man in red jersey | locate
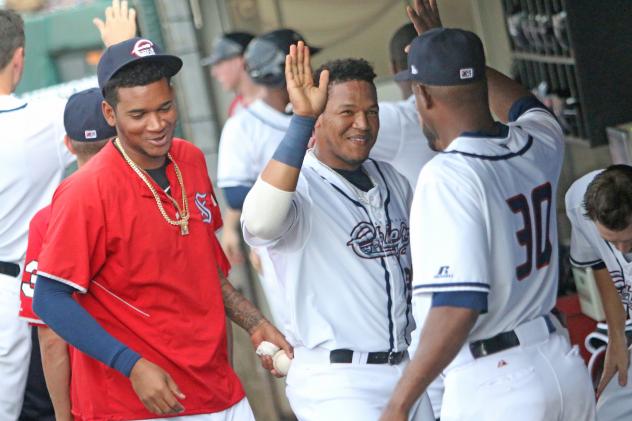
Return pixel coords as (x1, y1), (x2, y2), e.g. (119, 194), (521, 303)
(33, 37), (290, 421)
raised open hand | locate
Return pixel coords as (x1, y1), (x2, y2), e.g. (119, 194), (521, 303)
(285, 41), (329, 118)
(93, 0), (137, 47)
(407, 0), (442, 35)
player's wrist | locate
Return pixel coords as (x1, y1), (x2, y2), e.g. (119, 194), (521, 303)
(127, 356), (147, 379)
(609, 328), (627, 344)
(247, 318), (269, 336)
(271, 115), (315, 169)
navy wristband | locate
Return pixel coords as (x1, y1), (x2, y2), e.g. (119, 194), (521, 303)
(271, 115), (316, 169)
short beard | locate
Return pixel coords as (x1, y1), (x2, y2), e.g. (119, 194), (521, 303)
(423, 124), (441, 152)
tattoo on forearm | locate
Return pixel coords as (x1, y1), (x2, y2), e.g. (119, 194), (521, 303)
(220, 277), (265, 334)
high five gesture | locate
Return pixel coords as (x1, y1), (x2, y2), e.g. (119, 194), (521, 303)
(407, 0), (442, 35)
(285, 41), (329, 118)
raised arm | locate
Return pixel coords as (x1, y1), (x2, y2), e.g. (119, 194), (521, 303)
(241, 42), (328, 240)
(260, 41), (329, 191)
(486, 67), (532, 123)
(93, 0), (137, 47)
(407, 0), (532, 123)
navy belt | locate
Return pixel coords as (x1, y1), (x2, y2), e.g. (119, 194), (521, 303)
(0, 261), (20, 278)
(330, 349), (407, 365)
(469, 316), (556, 359)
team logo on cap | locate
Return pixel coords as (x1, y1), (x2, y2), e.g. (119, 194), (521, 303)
(411, 65), (418, 75)
(84, 130), (97, 139)
(131, 39), (156, 57)
(460, 68), (474, 79)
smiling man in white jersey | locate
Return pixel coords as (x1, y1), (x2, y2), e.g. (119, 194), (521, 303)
(241, 43), (434, 420)
(380, 2), (594, 420)
(217, 29), (320, 335)
(566, 165), (632, 421)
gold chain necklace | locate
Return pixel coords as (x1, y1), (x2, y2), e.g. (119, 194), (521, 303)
(114, 138), (190, 236)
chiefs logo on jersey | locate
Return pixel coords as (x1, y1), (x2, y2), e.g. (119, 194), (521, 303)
(346, 220), (409, 259)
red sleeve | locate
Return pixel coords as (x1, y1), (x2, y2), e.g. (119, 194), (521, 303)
(37, 177), (107, 293)
(19, 207), (51, 325)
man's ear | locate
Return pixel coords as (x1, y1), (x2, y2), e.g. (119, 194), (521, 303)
(10, 47), (25, 87)
(314, 114), (324, 129)
(414, 83), (433, 110)
(63, 135), (76, 156)
(101, 99), (116, 127)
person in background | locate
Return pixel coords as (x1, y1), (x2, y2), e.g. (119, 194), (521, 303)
(201, 31), (263, 117)
(19, 88), (117, 421)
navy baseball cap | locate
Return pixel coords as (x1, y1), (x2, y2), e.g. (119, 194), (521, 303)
(395, 28), (486, 86)
(97, 37), (183, 90)
(200, 32), (254, 66)
(63, 88), (116, 142)
(245, 29), (321, 86)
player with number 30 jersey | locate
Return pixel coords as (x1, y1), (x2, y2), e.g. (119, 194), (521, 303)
(411, 99), (562, 340)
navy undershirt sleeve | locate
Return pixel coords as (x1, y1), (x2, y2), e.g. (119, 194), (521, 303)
(508, 95), (552, 122)
(33, 276), (141, 377)
(431, 291), (488, 313)
(223, 185), (251, 210)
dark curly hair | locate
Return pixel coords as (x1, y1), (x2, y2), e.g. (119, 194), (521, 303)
(584, 165), (632, 230)
(313, 58), (376, 89)
(103, 61), (173, 107)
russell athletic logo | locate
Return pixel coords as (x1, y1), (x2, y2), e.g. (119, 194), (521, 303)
(195, 192), (212, 224)
(435, 265), (453, 279)
(131, 39), (156, 57)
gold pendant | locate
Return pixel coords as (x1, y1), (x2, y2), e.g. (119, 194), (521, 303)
(180, 222), (189, 236)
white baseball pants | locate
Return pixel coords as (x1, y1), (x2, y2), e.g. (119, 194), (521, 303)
(134, 397), (254, 421)
(0, 272), (32, 420)
(441, 324), (595, 420)
(286, 347), (434, 421)
(596, 348), (632, 421)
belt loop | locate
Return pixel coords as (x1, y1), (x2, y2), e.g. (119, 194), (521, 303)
(352, 351), (366, 364)
(514, 316), (551, 345)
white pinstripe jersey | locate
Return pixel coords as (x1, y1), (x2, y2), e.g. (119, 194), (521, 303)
(243, 151), (415, 352)
(411, 99), (564, 341)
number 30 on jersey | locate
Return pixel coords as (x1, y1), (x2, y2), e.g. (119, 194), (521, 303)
(506, 182), (553, 281)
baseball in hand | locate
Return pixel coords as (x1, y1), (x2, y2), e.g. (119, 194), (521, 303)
(256, 341), (292, 376)
(273, 350), (291, 375)
(256, 341), (280, 357)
